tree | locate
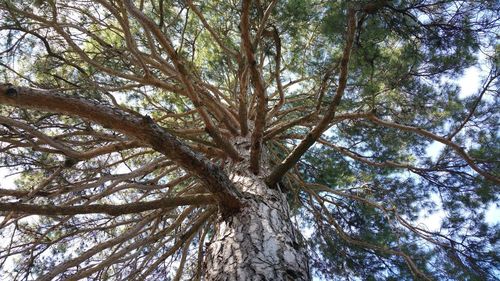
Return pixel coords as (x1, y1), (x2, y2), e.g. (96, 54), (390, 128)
(0, 0), (498, 280)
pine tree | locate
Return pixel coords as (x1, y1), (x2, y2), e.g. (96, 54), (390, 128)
(0, 1), (498, 280)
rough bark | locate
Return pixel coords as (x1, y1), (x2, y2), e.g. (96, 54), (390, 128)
(205, 138), (310, 280)
(205, 192), (309, 280)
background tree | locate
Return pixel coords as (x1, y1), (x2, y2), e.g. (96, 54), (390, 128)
(0, 0), (498, 280)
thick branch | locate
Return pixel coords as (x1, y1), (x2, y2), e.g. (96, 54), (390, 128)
(241, 0), (268, 174)
(0, 85), (242, 212)
(238, 63), (250, 136)
(254, 0), (279, 46)
(266, 27), (285, 120)
(266, 9), (357, 186)
(0, 194), (215, 216)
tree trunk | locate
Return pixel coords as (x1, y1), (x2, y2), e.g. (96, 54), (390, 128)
(205, 140), (310, 280)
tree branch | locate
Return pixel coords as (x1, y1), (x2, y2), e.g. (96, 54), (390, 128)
(0, 194), (215, 216)
(447, 69), (498, 140)
(0, 85), (242, 212)
(266, 9), (357, 186)
(185, 0), (239, 59)
(367, 114), (500, 184)
(123, 0), (241, 161)
(238, 63), (250, 136)
(266, 26), (285, 120)
(241, 0), (268, 174)
(306, 187), (432, 281)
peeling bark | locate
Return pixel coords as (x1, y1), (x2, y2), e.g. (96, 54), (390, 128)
(205, 195), (309, 280)
(205, 139), (310, 280)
